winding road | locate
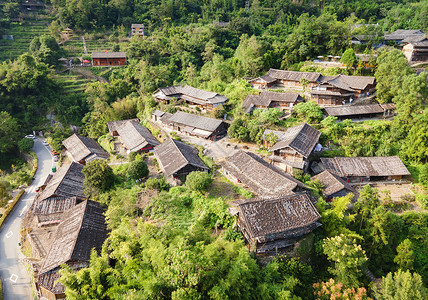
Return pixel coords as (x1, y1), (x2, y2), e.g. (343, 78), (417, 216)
(0, 138), (54, 299)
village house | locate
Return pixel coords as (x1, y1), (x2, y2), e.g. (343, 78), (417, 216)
(162, 111), (229, 140)
(115, 121), (160, 153)
(242, 91), (304, 113)
(91, 51), (127, 66)
(152, 85), (227, 111)
(249, 69), (322, 90)
(311, 170), (358, 201)
(35, 200), (108, 300)
(310, 74), (376, 106)
(154, 138), (209, 183)
(402, 39), (428, 63)
(107, 118), (140, 136)
(384, 29), (425, 45)
(36, 162), (85, 202)
(320, 156), (411, 183)
(63, 133), (110, 165)
(220, 151), (308, 197)
(228, 192), (321, 254)
(131, 23), (145, 37)
(265, 123), (321, 174)
(323, 103), (396, 120)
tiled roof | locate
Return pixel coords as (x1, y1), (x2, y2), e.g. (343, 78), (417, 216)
(39, 200), (108, 274)
(312, 170), (356, 197)
(269, 123), (321, 158)
(91, 51), (127, 59)
(168, 111), (224, 132)
(106, 118), (139, 134)
(220, 151), (305, 197)
(116, 122), (160, 152)
(154, 139), (208, 177)
(320, 156), (411, 177)
(153, 85), (227, 104)
(37, 163), (85, 201)
(63, 134), (109, 163)
(324, 104), (385, 117)
(232, 192), (321, 239)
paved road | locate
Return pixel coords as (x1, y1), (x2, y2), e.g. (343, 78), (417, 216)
(0, 138), (54, 300)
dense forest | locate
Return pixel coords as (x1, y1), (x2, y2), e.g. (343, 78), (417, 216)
(0, 0), (427, 299)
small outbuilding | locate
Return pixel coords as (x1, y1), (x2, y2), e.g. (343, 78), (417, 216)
(229, 192), (321, 254)
(323, 103), (395, 120)
(91, 51), (127, 66)
(107, 118), (140, 136)
(116, 121), (160, 153)
(311, 170), (358, 201)
(242, 91), (304, 113)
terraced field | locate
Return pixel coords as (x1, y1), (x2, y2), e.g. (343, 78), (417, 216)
(0, 12), (52, 61)
(62, 35), (129, 57)
(56, 70), (89, 97)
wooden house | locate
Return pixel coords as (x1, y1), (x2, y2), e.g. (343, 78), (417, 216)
(249, 69), (321, 90)
(320, 156), (411, 183)
(116, 121), (160, 153)
(164, 111), (229, 140)
(91, 52), (127, 66)
(36, 162), (85, 202)
(242, 91), (304, 113)
(63, 134), (110, 165)
(35, 200), (108, 300)
(152, 85), (227, 111)
(229, 192), (321, 254)
(310, 75), (376, 106)
(402, 39), (428, 63)
(33, 196), (84, 228)
(107, 118), (139, 136)
(323, 103), (395, 120)
(154, 138), (209, 183)
(220, 151), (307, 197)
(266, 123), (321, 174)
(131, 24), (145, 37)
(311, 170), (358, 201)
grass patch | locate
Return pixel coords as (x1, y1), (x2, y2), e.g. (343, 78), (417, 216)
(0, 190), (25, 229)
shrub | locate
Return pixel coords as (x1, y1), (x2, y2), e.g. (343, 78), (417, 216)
(145, 177), (170, 191)
(185, 171), (212, 192)
(128, 151), (138, 162)
(127, 159), (149, 180)
(82, 160), (115, 196)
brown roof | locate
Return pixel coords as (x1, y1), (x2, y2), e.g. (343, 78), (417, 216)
(220, 151), (306, 197)
(311, 170), (357, 197)
(154, 139), (208, 177)
(320, 156), (411, 177)
(267, 69), (322, 83)
(33, 196), (82, 215)
(242, 91), (302, 113)
(231, 192), (320, 240)
(91, 51), (127, 59)
(384, 29), (424, 41)
(106, 118), (139, 134)
(37, 163), (85, 201)
(116, 121), (160, 152)
(269, 123), (321, 158)
(324, 104), (385, 117)
(379, 103), (396, 110)
(63, 134), (110, 163)
(153, 85), (227, 104)
(38, 262), (88, 295)
(318, 74), (375, 91)
(39, 200), (108, 274)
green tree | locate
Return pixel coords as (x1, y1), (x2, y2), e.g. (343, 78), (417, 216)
(418, 164), (428, 187)
(394, 239), (415, 271)
(340, 48), (357, 71)
(29, 35), (63, 66)
(373, 270), (427, 300)
(185, 171), (212, 192)
(292, 102), (323, 124)
(322, 234), (367, 287)
(17, 138), (34, 153)
(3, 1), (20, 20)
(82, 159), (115, 196)
(0, 181), (11, 208)
(127, 159), (149, 180)
(0, 112), (19, 155)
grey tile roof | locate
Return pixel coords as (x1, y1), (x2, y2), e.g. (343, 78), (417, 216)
(220, 151), (305, 197)
(116, 122), (160, 152)
(39, 200), (108, 275)
(63, 134), (110, 163)
(320, 156), (411, 177)
(318, 74), (375, 91)
(154, 139), (208, 177)
(37, 163), (85, 201)
(33, 196), (82, 215)
(153, 85), (227, 104)
(91, 51), (127, 59)
(106, 118), (139, 134)
(311, 170), (357, 197)
(231, 192), (321, 240)
(324, 104), (385, 117)
(267, 68), (322, 83)
(168, 111), (224, 132)
(384, 29), (424, 41)
(269, 123), (321, 158)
